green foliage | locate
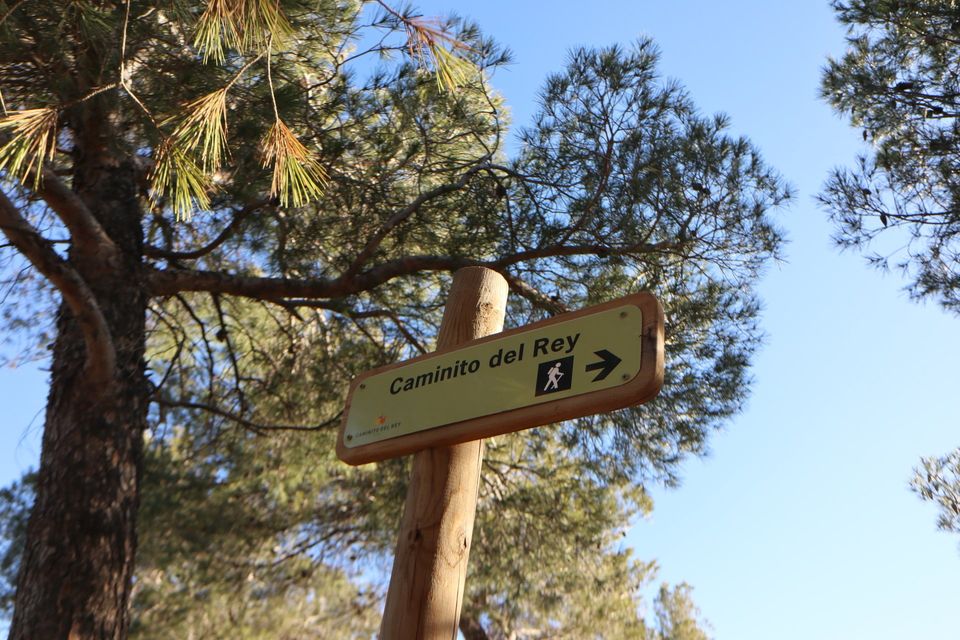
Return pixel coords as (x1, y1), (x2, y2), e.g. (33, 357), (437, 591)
(821, 0), (960, 314)
(652, 583), (711, 640)
(260, 118), (329, 208)
(151, 141), (213, 220)
(823, 1), (960, 557)
(464, 431), (655, 637)
(0, 0), (480, 215)
(508, 41), (789, 487)
(129, 435), (383, 639)
(0, 473), (32, 614)
(0, 108), (57, 187)
(912, 448), (960, 540)
(193, 0), (296, 63)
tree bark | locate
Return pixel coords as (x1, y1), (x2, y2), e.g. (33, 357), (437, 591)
(8, 156), (147, 639)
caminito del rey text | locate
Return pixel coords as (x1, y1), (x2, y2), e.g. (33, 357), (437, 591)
(388, 333), (581, 396)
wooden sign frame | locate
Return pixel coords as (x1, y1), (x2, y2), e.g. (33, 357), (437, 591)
(337, 292), (664, 465)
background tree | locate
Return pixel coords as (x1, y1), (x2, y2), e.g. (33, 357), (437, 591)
(912, 450), (960, 547)
(821, 0), (960, 313)
(650, 583), (711, 640)
(822, 0), (960, 552)
(0, 0), (787, 636)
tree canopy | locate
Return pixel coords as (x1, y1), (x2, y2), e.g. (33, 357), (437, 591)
(912, 449), (960, 548)
(821, 0), (960, 314)
(0, 1), (786, 636)
(822, 0), (960, 557)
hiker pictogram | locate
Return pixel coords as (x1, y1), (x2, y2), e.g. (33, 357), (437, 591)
(545, 362), (564, 390)
(536, 356), (574, 396)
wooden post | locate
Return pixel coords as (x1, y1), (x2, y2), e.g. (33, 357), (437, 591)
(380, 266), (508, 639)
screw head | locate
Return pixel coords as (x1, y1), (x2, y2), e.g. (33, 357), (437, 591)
(621, 373), (630, 381)
(346, 434), (353, 441)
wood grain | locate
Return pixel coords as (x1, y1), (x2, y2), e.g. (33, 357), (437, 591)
(379, 266), (509, 639)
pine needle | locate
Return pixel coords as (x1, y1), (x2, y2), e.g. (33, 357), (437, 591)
(195, 0), (239, 62)
(430, 44), (473, 92)
(402, 17), (475, 92)
(261, 119), (327, 208)
(170, 88), (229, 171)
(195, 0), (294, 62)
(241, 0), (294, 45)
(150, 139), (212, 221)
(0, 107), (58, 188)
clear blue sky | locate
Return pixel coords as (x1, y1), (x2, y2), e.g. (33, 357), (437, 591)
(2, 1), (959, 638)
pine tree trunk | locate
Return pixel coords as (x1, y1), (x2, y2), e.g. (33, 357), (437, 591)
(8, 156), (147, 639)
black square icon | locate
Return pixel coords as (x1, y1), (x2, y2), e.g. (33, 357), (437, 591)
(536, 356), (574, 396)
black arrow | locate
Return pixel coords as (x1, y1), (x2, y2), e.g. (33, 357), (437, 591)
(585, 349), (621, 382)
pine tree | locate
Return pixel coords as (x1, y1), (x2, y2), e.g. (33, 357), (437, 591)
(821, 0), (960, 314)
(651, 583), (711, 640)
(912, 449), (960, 546)
(822, 0), (960, 552)
(0, 2), (788, 635)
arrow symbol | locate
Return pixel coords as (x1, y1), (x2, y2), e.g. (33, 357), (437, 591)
(585, 349), (621, 382)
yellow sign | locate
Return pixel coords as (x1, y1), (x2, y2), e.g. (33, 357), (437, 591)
(337, 293), (663, 465)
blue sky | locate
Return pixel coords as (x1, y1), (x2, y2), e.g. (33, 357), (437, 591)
(2, 1), (959, 638)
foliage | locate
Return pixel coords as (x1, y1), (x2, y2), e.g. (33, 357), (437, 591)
(462, 430), (656, 638)
(912, 448), (960, 540)
(651, 583), (711, 640)
(822, 1), (960, 553)
(131, 439), (382, 640)
(821, 0), (960, 314)
(0, 0), (786, 634)
(0, 0), (486, 218)
(0, 474), (32, 614)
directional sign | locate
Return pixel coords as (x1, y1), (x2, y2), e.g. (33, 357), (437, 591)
(337, 293), (663, 465)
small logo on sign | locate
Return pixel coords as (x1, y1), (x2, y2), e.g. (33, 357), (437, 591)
(376, 415), (387, 425)
(536, 356), (574, 396)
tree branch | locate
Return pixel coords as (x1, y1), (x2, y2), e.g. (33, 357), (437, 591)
(144, 199), (269, 261)
(278, 299), (429, 353)
(154, 397), (342, 435)
(501, 272), (569, 315)
(211, 292), (247, 412)
(34, 168), (120, 262)
(148, 255), (480, 300)
(458, 615), (491, 640)
(342, 162), (490, 277)
(0, 187), (115, 386)
(148, 241), (679, 302)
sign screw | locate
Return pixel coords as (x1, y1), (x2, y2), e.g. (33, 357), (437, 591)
(360, 383), (366, 390)
(619, 311), (627, 318)
(621, 373), (630, 381)
(347, 434), (353, 441)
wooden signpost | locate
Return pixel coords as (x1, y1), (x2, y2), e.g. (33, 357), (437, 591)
(340, 267), (665, 639)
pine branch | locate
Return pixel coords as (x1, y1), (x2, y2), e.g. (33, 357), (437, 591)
(375, 0), (476, 92)
(34, 168), (119, 262)
(148, 241), (682, 303)
(154, 397), (341, 435)
(276, 300), (428, 353)
(501, 272), (569, 315)
(0, 187), (116, 387)
(342, 160), (492, 278)
(144, 198), (269, 261)
(147, 255), (479, 300)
